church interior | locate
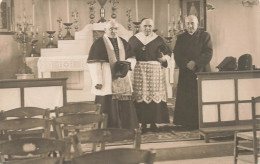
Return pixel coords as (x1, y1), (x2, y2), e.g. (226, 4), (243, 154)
(0, 0), (260, 163)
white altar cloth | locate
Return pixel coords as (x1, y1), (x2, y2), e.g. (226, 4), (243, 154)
(37, 56), (88, 78)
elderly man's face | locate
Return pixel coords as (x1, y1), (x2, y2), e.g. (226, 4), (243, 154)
(140, 19), (154, 36)
(185, 16), (198, 35)
(105, 22), (119, 38)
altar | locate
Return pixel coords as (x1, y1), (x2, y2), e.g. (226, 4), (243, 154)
(0, 78), (67, 111)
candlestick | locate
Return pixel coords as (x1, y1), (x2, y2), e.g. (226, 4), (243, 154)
(126, 9), (132, 30)
(48, 0), (52, 30)
(135, 0), (138, 21)
(67, 0), (70, 22)
(63, 23), (74, 40)
(87, 0), (96, 24)
(46, 31), (57, 48)
(57, 17), (63, 40)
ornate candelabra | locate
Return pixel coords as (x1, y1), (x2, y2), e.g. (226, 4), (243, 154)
(126, 9), (132, 30)
(87, 0), (96, 24)
(57, 17), (63, 40)
(72, 8), (80, 32)
(13, 11), (38, 74)
(109, 0), (119, 19)
(97, 0), (108, 23)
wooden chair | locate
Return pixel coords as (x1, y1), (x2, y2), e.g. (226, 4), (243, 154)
(0, 137), (67, 164)
(55, 102), (101, 116)
(55, 103), (102, 132)
(71, 148), (156, 164)
(0, 118), (51, 141)
(53, 113), (107, 140)
(0, 107), (50, 140)
(53, 113), (107, 158)
(234, 96), (260, 164)
(72, 128), (141, 156)
(0, 107), (50, 119)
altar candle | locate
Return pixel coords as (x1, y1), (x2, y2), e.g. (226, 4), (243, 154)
(172, 15), (176, 30)
(168, 0), (170, 24)
(152, 0), (155, 22)
(67, 0), (70, 23)
(135, 0), (138, 22)
(23, 9), (26, 24)
(167, 0), (170, 36)
(32, 2), (35, 26)
(48, 0), (52, 30)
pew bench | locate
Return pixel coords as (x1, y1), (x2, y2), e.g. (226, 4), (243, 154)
(199, 125), (252, 143)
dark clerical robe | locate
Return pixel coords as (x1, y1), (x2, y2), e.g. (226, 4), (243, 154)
(128, 33), (171, 124)
(173, 29), (213, 129)
(88, 36), (138, 130)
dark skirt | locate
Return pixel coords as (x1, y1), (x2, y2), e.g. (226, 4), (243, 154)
(173, 68), (199, 129)
(135, 101), (170, 124)
(95, 95), (139, 129)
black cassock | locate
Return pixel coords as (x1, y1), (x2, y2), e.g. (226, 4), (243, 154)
(173, 29), (213, 129)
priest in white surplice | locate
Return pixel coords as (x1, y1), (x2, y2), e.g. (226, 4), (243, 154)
(87, 20), (138, 129)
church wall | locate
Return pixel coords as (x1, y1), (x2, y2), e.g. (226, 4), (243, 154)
(207, 0), (260, 71)
(0, 0), (259, 80)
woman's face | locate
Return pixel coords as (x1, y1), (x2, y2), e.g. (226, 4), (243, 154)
(140, 19), (154, 36)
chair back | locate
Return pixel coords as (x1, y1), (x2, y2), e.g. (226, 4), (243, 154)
(72, 128), (141, 155)
(0, 137), (66, 164)
(55, 103), (101, 117)
(251, 96), (260, 140)
(71, 148), (156, 164)
(0, 118), (51, 140)
(0, 107), (50, 119)
(53, 113), (107, 140)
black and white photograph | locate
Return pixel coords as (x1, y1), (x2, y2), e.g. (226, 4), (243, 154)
(0, 0), (260, 163)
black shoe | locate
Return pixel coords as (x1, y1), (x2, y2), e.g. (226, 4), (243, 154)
(150, 123), (158, 132)
(141, 124), (148, 134)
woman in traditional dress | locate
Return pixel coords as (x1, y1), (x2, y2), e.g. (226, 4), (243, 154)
(129, 18), (171, 133)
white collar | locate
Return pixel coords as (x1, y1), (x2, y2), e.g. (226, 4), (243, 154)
(103, 34), (122, 50)
(134, 32), (158, 45)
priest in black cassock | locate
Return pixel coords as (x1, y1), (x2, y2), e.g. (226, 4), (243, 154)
(128, 18), (171, 133)
(173, 15), (213, 130)
(87, 20), (138, 130)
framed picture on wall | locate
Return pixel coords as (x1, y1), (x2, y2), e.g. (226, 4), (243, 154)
(181, 0), (206, 31)
(0, 0), (14, 35)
